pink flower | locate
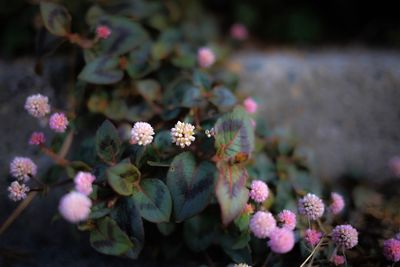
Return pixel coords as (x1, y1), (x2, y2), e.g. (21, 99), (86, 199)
(298, 193), (325, 220)
(96, 25), (111, 39)
(329, 192), (345, 215)
(330, 255), (345, 266)
(49, 112), (69, 133)
(197, 47), (215, 68)
(243, 97), (258, 114)
(249, 211), (276, 238)
(59, 191), (92, 223)
(8, 181), (29, 201)
(268, 228), (295, 254)
(277, 210), (297, 230)
(304, 228), (322, 247)
(332, 224), (358, 249)
(25, 94), (50, 118)
(10, 157), (37, 182)
(29, 132), (46, 145)
(383, 238), (400, 262)
(230, 23), (248, 40)
(389, 156), (400, 177)
(249, 180), (269, 203)
(74, 172), (96, 196)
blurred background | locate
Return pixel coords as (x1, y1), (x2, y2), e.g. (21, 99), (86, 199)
(1, 0), (400, 266)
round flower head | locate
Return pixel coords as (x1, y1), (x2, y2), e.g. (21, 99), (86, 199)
(10, 157), (37, 182)
(332, 224), (358, 249)
(24, 94), (50, 118)
(8, 181), (29, 201)
(233, 264), (250, 267)
(171, 121), (196, 148)
(329, 192), (345, 215)
(298, 193), (325, 220)
(29, 132), (45, 145)
(197, 47), (215, 68)
(389, 156), (400, 177)
(130, 122), (154, 146)
(74, 171), (96, 196)
(277, 210), (297, 230)
(59, 191), (92, 223)
(268, 228), (295, 254)
(330, 255), (345, 266)
(230, 23), (248, 40)
(304, 228), (323, 247)
(249, 211), (276, 238)
(49, 112), (69, 133)
(249, 180), (269, 203)
(383, 238), (400, 262)
(243, 97), (258, 114)
(96, 25), (111, 39)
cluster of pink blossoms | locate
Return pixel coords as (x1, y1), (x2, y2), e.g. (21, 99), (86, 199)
(383, 235), (400, 263)
(96, 25), (111, 39)
(298, 193), (325, 220)
(304, 228), (323, 247)
(230, 23), (249, 41)
(58, 171), (96, 223)
(249, 180), (269, 203)
(197, 47), (216, 68)
(8, 157), (37, 201)
(249, 208), (297, 254)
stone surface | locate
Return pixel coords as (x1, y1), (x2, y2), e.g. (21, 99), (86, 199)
(233, 48), (400, 180)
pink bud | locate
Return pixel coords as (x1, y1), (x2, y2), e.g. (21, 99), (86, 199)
(96, 25), (111, 39)
(230, 23), (248, 40)
(29, 132), (46, 145)
(49, 113), (69, 133)
(197, 47), (216, 68)
(243, 97), (258, 114)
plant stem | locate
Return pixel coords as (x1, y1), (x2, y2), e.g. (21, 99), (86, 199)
(262, 252), (273, 267)
(0, 192), (38, 235)
(300, 237), (324, 267)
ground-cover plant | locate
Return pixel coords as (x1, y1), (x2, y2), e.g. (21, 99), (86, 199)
(2, 1), (399, 266)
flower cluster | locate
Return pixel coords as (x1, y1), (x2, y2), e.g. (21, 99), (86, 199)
(59, 191), (92, 223)
(49, 112), (69, 133)
(9, 157), (37, 182)
(383, 237), (400, 262)
(249, 211), (276, 239)
(243, 97), (258, 114)
(230, 23), (249, 40)
(8, 181), (30, 202)
(268, 228), (295, 254)
(171, 121), (196, 148)
(329, 192), (345, 215)
(298, 193), (325, 220)
(249, 180), (269, 203)
(96, 25), (111, 39)
(130, 122), (155, 146)
(197, 47), (215, 68)
(29, 132), (46, 145)
(277, 210), (297, 230)
(24, 94), (50, 118)
(74, 171), (96, 196)
(304, 229), (323, 247)
(332, 224), (359, 249)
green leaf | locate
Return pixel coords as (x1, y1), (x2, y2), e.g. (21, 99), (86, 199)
(210, 86), (237, 111)
(163, 79), (203, 109)
(167, 152), (217, 222)
(132, 179), (172, 223)
(107, 163), (140, 196)
(40, 2), (71, 36)
(234, 213), (250, 232)
(157, 222), (176, 236)
(98, 16), (149, 56)
(136, 79), (161, 102)
(90, 217), (133, 256)
(214, 106), (255, 162)
(127, 42), (160, 79)
(90, 202), (111, 219)
(111, 197), (144, 259)
(96, 120), (121, 163)
(78, 56), (123, 85)
(104, 99), (128, 120)
(216, 164), (249, 225)
(183, 214), (217, 252)
(65, 161), (92, 179)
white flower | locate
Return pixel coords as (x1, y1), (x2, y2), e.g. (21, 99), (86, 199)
(130, 122), (155, 146)
(171, 121), (196, 148)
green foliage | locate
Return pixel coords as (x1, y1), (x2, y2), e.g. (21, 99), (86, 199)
(90, 217), (134, 256)
(216, 164), (249, 225)
(107, 162), (140, 196)
(167, 152), (217, 222)
(79, 56), (123, 84)
(96, 120), (121, 163)
(132, 178), (172, 223)
(40, 2), (71, 36)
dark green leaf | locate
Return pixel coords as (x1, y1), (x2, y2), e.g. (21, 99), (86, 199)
(183, 214), (217, 252)
(90, 202), (111, 219)
(210, 86), (237, 111)
(214, 106), (255, 162)
(167, 152), (217, 222)
(40, 2), (71, 36)
(132, 179), (172, 223)
(107, 163), (140, 196)
(216, 164), (249, 225)
(90, 217), (133, 256)
(111, 197), (144, 259)
(136, 79), (161, 101)
(98, 16), (149, 56)
(78, 56), (123, 85)
(96, 120), (121, 163)
(157, 222), (176, 236)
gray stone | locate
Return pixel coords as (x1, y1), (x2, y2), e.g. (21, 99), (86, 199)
(233, 48), (400, 180)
